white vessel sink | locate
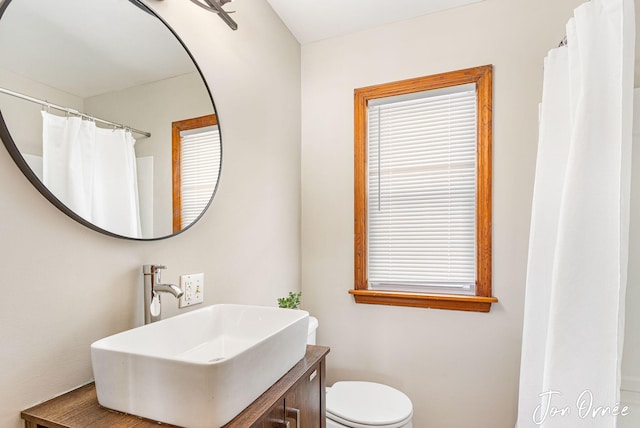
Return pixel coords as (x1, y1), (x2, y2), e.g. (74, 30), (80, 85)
(91, 304), (309, 428)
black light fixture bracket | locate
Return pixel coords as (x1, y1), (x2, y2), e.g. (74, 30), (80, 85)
(190, 0), (238, 30)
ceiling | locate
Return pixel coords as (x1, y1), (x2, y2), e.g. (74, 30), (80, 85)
(0, 0), (196, 98)
(0, 0), (486, 98)
(264, 0), (484, 44)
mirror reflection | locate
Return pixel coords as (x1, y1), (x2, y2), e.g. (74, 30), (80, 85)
(0, 0), (221, 239)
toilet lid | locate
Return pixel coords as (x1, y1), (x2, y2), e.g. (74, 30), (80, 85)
(326, 381), (413, 427)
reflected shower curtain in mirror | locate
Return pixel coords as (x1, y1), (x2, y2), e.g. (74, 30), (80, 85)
(42, 112), (142, 238)
(516, 0), (634, 427)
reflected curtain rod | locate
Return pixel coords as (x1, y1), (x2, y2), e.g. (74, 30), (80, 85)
(0, 86), (151, 138)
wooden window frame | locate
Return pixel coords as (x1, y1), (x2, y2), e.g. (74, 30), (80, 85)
(350, 65), (496, 312)
(172, 114), (218, 233)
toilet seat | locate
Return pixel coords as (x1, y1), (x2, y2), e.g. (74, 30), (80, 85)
(326, 381), (413, 428)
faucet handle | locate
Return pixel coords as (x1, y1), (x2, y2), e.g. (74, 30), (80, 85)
(143, 264), (167, 275)
(150, 265), (166, 284)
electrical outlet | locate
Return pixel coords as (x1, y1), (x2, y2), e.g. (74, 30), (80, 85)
(179, 273), (204, 308)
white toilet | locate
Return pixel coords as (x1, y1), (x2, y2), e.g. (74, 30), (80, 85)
(307, 317), (414, 428)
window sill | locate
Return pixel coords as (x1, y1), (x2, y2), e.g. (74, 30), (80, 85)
(348, 289), (498, 313)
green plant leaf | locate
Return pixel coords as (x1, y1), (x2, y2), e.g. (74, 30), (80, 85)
(277, 291), (302, 309)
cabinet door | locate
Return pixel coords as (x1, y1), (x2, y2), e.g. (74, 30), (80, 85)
(251, 399), (287, 428)
(284, 363), (323, 428)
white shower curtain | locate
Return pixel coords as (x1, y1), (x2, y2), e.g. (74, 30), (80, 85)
(42, 112), (142, 238)
(516, 0), (635, 427)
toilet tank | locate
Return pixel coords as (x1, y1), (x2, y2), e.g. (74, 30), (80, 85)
(307, 316), (318, 345)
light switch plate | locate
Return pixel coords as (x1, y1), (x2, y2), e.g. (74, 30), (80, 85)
(179, 273), (204, 308)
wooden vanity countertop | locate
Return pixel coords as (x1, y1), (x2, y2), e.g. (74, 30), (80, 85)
(22, 345), (330, 428)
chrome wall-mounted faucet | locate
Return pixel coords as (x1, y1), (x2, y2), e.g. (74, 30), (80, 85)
(143, 265), (184, 324)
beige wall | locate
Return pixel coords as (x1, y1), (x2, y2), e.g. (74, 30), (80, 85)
(0, 0), (301, 427)
(300, 1), (585, 427)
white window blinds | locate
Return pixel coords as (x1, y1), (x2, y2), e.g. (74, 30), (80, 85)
(367, 83), (477, 294)
(180, 125), (221, 228)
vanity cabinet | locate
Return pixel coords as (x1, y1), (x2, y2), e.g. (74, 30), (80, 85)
(242, 365), (322, 428)
(226, 345), (327, 428)
(250, 400), (285, 428)
(22, 345), (329, 428)
(281, 363), (323, 427)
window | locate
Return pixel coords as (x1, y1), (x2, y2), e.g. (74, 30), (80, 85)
(172, 114), (221, 232)
(351, 66), (495, 312)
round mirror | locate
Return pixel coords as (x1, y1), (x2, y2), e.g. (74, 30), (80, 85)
(0, 0), (221, 240)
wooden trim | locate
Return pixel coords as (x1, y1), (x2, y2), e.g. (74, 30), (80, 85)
(354, 89), (368, 291)
(349, 289), (498, 313)
(21, 383), (180, 427)
(172, 114), (218, 233)
(353, 65), (494, 312)
(476, 66), (493, 299)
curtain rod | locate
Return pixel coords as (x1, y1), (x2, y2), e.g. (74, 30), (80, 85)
(558, 35), (568, 47)
(0, 86), (151, 138)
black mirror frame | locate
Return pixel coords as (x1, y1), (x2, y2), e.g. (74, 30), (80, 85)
(0, 0), (222, 241)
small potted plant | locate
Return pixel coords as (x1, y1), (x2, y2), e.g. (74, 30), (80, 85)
(277, 291), (302, 309)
